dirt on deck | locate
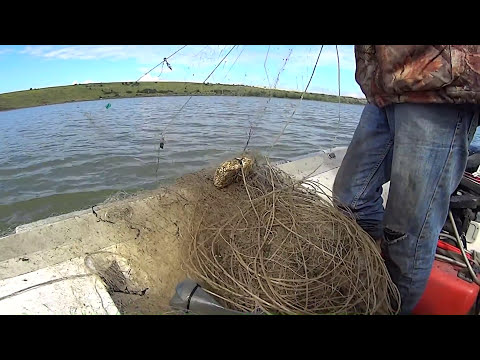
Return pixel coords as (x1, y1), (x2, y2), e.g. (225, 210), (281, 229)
(86, 168), (247, 315)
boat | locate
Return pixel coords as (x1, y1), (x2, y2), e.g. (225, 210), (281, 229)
(0, 147), (478, 315)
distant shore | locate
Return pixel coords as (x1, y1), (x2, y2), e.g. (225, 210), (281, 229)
(0, 81), (367, 112)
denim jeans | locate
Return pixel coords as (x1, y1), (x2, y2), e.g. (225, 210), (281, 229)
(333, 103), (479, 314)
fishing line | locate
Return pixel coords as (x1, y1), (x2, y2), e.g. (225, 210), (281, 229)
(201, 46), (238, 89)
(135, 45), (188, 83)
(215, 46), (230, 76)
(271, 48), (292, 90)
(264, 45), (271, 88)
(331, 45), (341, 153)
(243, 47), (293, 153)
(155, 45), (238, 176)
(156, 62), (166, 79)
(222, 46), (245, 82)
(298, 45), (345, 183)
(268, 45), (324, 156)
(160, 45), (237, 138)
(297, 45), (344, 183)
(193, 45), (210, 59)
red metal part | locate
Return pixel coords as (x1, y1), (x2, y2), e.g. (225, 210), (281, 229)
(412, 259), (479, 315)
(437, 239), (474, 261)
(464, 171), (479, 181)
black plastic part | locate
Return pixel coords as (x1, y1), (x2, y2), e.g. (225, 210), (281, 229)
(449, 193), (480, 209)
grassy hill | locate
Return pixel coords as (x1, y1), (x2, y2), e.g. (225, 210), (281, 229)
(0, 81), (367, 111)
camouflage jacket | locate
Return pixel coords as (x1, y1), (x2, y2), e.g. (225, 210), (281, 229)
(355, 45), (480, 107)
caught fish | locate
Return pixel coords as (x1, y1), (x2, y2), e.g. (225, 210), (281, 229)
(213, 155), (255, 188)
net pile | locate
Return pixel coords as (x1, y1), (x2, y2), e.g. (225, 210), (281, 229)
(184, 156), (400, 315)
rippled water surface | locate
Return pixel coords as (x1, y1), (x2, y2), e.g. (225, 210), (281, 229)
(0, 96), (366, 234)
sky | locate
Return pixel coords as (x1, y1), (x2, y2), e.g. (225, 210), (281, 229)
(0, 45), (365, 98)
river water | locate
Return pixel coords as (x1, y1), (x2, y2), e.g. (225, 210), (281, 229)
(0, 95), (366, 234)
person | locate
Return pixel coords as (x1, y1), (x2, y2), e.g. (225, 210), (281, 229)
(332, 45), (480, 314)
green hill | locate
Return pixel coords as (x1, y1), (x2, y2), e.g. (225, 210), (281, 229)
(0, 81), (366, 111)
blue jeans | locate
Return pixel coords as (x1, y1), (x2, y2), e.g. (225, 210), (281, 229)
(333, 103), (479, 314)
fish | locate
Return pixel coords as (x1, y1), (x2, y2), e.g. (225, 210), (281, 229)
(213, 155), (255, 188)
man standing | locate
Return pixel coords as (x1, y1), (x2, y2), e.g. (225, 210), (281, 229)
(333, 45), (480, 314)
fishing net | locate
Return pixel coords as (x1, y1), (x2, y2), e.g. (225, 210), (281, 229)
(83, 152), (400, 315)
(180, 154), (400, 315)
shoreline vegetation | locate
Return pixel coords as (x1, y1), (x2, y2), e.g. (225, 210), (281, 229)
(0, 81), (367, 112)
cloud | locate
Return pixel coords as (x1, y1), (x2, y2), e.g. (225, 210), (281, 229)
(72, 79), (96, 85)
(284, 45), (357, 72)
(20, 45), (55, 56)
(20, 45), (191, 63)
(343, 91), (366, 99)
(309, 86), (338, 96)
(22, 45), (135, 60)
(0, 48), (14, 55)
(223, 45), (357, 90)
(226, 45), (356, 71)
(139, 73), (161, 82)
(18, 45), (357, 76)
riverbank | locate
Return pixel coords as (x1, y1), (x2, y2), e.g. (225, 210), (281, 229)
(0, 81), (366, 111)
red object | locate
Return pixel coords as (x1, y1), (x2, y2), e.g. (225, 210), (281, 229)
(437, 240), (474, 261)
(412, 259), (479, 315)
(464, 172), (480, 181)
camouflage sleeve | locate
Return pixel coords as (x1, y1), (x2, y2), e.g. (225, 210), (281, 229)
(355, 45), (480, 106)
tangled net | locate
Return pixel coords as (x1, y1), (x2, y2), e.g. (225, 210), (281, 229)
(184, 156), (400, 315)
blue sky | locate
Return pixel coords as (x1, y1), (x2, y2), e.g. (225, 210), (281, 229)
(0, 45), (365, 98)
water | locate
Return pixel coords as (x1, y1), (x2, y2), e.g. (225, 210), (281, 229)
(0, 95), (365, 234)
